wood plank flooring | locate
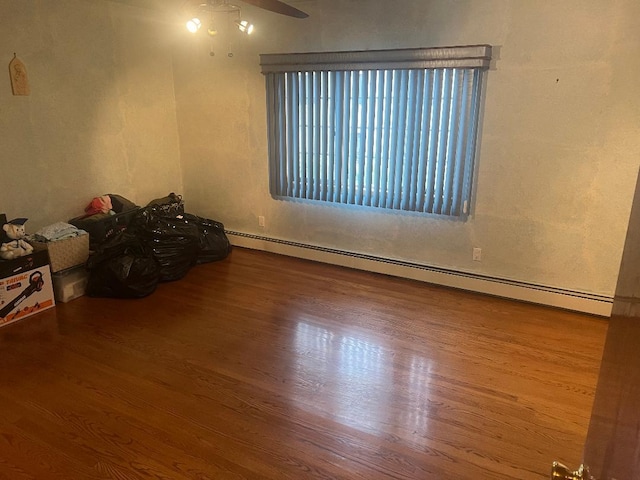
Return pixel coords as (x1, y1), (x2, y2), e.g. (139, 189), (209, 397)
(0, 247), (608, 479)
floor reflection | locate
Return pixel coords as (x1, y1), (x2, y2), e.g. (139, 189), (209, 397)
(0, 307), (60, 345)
(292, 320), (432, 439)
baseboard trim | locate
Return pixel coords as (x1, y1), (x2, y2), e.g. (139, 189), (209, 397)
(226, 231), (613, 317)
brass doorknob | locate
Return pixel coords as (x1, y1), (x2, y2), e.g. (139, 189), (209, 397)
(551, 462), (594, 480)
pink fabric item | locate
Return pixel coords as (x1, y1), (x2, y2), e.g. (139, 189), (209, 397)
(84, 195), (112, 216)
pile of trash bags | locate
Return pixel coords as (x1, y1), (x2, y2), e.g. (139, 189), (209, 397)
(84, 193), (230, 299)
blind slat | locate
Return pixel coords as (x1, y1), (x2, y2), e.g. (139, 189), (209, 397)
(404, 70), (421, 211)
(450, 69), (472, 215)
(363, 71), (377, 206)
(424, 70), (442, 213)
(379, 71), (393, 209)
(298, 73), (307, 198)
(287, 73), (298, 197)
(265, 74), (278, 195)
(319, 71), (329, 201)
(442, 70), (461, 214)
(433, 69), (453, 214)
(340, 71), (351, 204)
(415, 70), (432, 212)
(392, 70), (409, 210)
(371, 70), (385, 207)
(461, 69), (484, 213)
(308, 72), (315, 199)
(327, 73), (337, 202)
(413, 70), (427, 210)
(355, 71), (369, 206)
(348, 71), (360, 204)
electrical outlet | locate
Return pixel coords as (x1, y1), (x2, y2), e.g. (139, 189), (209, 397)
(258, 216), (265, 227)
(473, 247), (482, 262)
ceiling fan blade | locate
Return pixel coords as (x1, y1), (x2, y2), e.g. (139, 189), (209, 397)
(241, 0), (308, 18)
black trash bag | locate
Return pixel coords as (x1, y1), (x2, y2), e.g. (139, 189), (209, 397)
(183, 213), (231, 264)
(132, 208), (200, 282)
(108, 194), (138, 214)
(146, 192), (184, 216)
(85, 232), (160, 298)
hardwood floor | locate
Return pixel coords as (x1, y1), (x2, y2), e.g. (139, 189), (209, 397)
(0, 247), (608, 479)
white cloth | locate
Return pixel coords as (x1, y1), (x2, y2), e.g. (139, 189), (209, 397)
(32, 222), (87, 242)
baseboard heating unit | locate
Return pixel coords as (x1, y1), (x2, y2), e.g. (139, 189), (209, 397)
(226, 231), (613, 317)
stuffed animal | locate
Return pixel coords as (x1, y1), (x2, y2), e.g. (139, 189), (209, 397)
(0, 218), (34, 260)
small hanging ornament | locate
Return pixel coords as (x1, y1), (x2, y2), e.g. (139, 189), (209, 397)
(9, 53), (30, 96)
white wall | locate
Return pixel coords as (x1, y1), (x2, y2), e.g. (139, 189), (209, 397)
(174, 0), (640, 300)
(0, 0), (183, 231)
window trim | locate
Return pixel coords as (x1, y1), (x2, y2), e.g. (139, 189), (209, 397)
(260, 45), (491, 73)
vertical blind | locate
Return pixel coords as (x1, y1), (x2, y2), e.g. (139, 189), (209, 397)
(261, 46), (491, 217)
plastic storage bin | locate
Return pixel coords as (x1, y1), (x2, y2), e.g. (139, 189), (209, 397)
(52, 265), (89, 303)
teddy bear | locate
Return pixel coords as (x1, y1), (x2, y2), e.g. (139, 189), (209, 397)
(0, 218), (34, 260)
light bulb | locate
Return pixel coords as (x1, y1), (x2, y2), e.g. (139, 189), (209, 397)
(186, 18), (202, 33)
(236, 20), (254, 35)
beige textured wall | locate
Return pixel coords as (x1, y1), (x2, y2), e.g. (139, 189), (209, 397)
(0, 0), (183, 231)
(174, 0), (640, 298)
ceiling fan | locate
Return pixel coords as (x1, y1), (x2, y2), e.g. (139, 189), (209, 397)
(234, 0), (308, 18)
(184, 0), (308, 19)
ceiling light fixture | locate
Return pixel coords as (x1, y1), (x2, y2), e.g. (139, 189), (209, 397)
(183, 0), (307, 57)
(185, 1), (251, 35)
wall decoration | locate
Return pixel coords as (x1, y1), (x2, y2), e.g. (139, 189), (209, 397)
(9, 53), (30, 96)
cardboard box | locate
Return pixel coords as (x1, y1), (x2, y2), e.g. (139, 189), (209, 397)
(52, 265), (88, 303)
(30, 233), (90, 273)
(0, 250), (55, 328)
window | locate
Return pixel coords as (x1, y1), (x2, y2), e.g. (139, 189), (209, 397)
(260, 45), (491, 217)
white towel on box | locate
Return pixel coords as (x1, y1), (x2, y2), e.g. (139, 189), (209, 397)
(33, 222), (87, 242)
